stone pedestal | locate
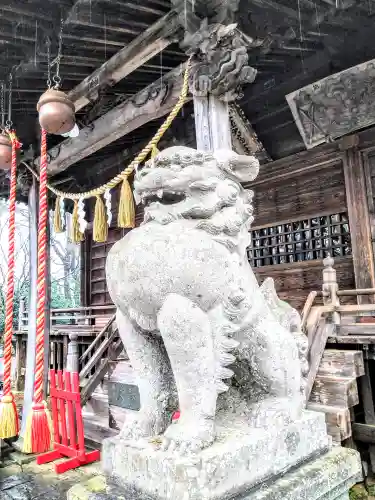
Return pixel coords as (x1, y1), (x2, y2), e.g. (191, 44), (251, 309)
(68, 410), (360, 500)
(101, 410), (330, 499)
(68, 447), (362, 500)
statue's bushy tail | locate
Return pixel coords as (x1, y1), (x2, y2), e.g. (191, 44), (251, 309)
(213, 279), (308, 396)
(260, 278), (309, 395)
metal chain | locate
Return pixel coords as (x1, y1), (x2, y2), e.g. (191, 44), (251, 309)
(6, 74), (12, 130)
(53, 17), (64, 88)
(0, 82), (5, 129)
(46, 37), (52, 88)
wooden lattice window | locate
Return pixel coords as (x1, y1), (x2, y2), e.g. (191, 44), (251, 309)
(247, 213), (351, 268)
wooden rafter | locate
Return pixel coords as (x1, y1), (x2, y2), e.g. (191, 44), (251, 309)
(37, 64), (188, 175)
(68, 10), (180, 111)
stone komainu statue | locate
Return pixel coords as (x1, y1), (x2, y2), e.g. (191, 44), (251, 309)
(106, 147), (308, 453)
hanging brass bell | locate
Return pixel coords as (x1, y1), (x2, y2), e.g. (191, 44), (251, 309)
(0, 132), (13, 170)
(37, 88), (76, 135)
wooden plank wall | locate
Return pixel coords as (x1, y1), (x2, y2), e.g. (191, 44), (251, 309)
(249, 157), (354, 310)
(255, 258), (354, 311)
(252, 161), (347, 228)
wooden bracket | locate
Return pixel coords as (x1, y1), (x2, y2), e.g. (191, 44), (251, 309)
(338, 134), (359, 151)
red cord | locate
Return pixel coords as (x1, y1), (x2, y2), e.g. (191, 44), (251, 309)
(33, 128), (48, 404)
(2, 131), (21, 396)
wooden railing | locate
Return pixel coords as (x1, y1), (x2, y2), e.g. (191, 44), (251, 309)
(303, 257), (375, 403)
(79, 314), (124, 406)
(14, 304), (118, 395)
(17, 302), (116, 332)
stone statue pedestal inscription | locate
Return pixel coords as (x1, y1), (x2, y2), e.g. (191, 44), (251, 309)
(96, 411), (359, 500)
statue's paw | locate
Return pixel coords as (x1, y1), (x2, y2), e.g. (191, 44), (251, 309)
(120, 411), (161, 441)
(161, 418), (215, 455)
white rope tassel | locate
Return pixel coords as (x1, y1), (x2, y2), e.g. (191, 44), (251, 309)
(77, 197), (88, 234)
(59, 197), (66, 230)
(104, 189), (112, 227)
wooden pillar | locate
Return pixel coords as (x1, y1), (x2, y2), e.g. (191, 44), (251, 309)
(342, 143), (375, 300)
(20, 177), (38, 438)
(14, 335), (26, 393)
(322, 257), (340, 326)
(66, 334), (80, 373)
(186, 24), (255, 154)
(194, 95), (232, 152)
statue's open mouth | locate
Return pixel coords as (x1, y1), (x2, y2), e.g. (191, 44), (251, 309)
(141, 191), (186, 206)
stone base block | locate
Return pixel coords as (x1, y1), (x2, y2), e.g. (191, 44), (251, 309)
(67, 448), (362, 500)
(102, 410), (333, 499)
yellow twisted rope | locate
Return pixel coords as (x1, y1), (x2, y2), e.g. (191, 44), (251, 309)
(23, 58), (191, 201)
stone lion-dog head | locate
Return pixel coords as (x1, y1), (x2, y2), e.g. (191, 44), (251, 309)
(134, 146), (259, 235)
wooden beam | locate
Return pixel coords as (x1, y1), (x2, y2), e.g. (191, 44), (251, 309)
(229, 105), (271, 161)
(41, 65), (187, 175)
(353, 423), (375, 444)
(342, 145), (375, 297)
(68, 10), (180, 112)
(359, 350), (375, 472)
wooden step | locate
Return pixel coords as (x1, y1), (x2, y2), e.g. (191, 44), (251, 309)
(317, 350), (365, 378)
(310, 375), (359, 408)
(83, 419), (118, 450)
(339, 323), (375, 335)
(307, 403), (351, 444)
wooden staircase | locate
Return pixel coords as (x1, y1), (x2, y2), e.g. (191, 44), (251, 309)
(307, 348), (364, 444)
(303, 257), (375, 454)
(79, 314), (124, 406)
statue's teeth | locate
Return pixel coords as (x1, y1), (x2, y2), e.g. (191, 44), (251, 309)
(157, 189), (163, 199)
(218, 367), (234, 379)
(216, 381), (229, 394)
(219, 352), (236, 366)
(220, 336), (239, 351)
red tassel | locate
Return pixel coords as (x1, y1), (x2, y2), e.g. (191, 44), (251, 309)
(23, 402), (51, 454)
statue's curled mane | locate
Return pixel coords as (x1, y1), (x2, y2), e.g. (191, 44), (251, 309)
(135, 147), (257, 253)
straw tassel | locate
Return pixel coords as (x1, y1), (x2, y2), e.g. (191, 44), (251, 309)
(93, 195), (108, 243)
(0, 394), (19, 439)
(72, 201), (84, 243)
(117, 176), (135, 229)
(53, 196), (63, 233)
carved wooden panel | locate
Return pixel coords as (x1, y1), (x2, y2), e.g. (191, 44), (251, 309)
(286, 59), (375, 149)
